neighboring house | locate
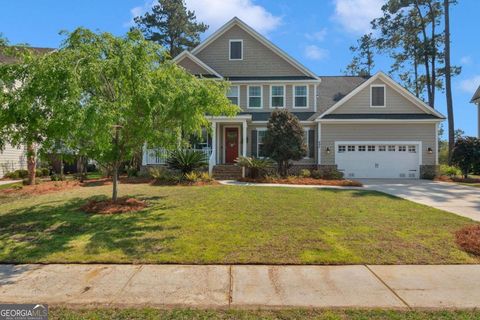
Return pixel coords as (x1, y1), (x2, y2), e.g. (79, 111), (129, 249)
(471, 86), (480, 138)
(143, 17), (445, 179)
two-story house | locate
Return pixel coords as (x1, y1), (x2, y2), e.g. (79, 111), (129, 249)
(144, 17), (445, 179)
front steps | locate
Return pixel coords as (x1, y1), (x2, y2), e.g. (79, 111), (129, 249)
(212, 164), (243, 180)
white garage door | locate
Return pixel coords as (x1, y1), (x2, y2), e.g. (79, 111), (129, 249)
(335, 142), (421, 179)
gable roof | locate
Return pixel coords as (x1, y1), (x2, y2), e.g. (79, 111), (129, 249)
(191, 17), (319, 80)
(173, 51), (223, 79)
(317, 76), (369, 110)
(316, 72), (445, 120)
(471, 85), (480, 104)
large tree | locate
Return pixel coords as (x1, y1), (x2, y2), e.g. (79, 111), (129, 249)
(263, 110), (306, 177)
(444, 0), (454, 164)
(134, 0), (208, 58)
(344, 33), (376, 77)
(59, 28), (237, 201)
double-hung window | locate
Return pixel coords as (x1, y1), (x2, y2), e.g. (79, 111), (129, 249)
(371, 85), (385, 107)
(227, 86), (239, 105)
(294, 85), (308, 108)
(248, 86), (262, 108)
(270, 85), (285, 108)
(257, 129), (267, 158)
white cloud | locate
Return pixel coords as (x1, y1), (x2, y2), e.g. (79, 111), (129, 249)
(305, 28), (328, 42)
(459, 75), (480, 94)
(332, 0), (384, 34)
(304, 45), (328, 60)
(460, 55), (473, 66)
(126, 0), (282, 35)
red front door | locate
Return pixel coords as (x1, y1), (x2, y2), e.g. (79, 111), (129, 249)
(225, 127), (239, 163)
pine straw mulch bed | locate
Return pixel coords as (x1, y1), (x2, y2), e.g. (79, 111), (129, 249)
(456, 225), (480, 256)
(0, 180), (81, 196)
(238, 177), (363, 187)
(436, 175), (480, 184)
(80, 197), (148, 214)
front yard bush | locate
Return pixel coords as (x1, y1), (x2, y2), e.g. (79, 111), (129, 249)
(440, 164), (461, 178)
(149, 167), (181, 184)
(235, 156), (274, 179)
(299, 169), (311, 178)
(167, 149), (207, 175)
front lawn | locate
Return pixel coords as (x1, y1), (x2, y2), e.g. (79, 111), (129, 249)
(0, 183), (478, 264)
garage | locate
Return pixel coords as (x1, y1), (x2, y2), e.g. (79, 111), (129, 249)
(335, 141), (421, 179)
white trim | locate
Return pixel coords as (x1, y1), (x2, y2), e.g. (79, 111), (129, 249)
(303, 128), (310, 159)
(435, 122), (439, 165)
(316, 119), (443, 124)
(251, 120), (316, 124)
(230, 79), (321, 84)
(229, 39), (243, 61)
(314, 84), (317, 112)
(191, 17), (319, 80)
(227, 85), (240, 106)
(269, 84), (285, 109)
(256, 127), (267, 158)
(317, 72), (446, 119)
(317, 123), (321, 165)
(223, 125), (241, 164)
(208, 115), (252, 122)
(247, 85), (263, 109)
(293, 84), (309, 109)
(173, 51), (223, 79)
(370, 84), (386, 108)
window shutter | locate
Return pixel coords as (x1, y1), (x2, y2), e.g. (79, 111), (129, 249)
(308, 129), (315, 158)
(251, 130), (257, 157)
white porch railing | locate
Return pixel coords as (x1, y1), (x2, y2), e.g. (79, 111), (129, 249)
(143, 148), (212, 166)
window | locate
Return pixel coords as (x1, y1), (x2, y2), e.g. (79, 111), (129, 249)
(191, 127), (210, 150)
(379, 145), (386, 152)
(408, 145), (417, 153)
(367, 145), (375, 152)
(227, 86), (239, 105)
(398, 145), (407, 152)
(248, 86), (262, 108)
(348, 145), (355, 152)
(388, 145), (396, 152)
(371, 85), (385, 107)
(358, 145), (366, 152)
(270, 86), (285, 108)
(294, 85), (308, 108)
(338, 145), (346, 153)
(229, 40), (243, 60)
(257, 130), (267, 157)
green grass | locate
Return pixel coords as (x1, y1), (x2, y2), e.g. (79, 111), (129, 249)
(49, 308), (480, 320)
(0, 181), (23, 190)
(0, 183), (478, 264)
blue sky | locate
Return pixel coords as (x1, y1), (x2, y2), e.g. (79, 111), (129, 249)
(1, 0), (479, 137)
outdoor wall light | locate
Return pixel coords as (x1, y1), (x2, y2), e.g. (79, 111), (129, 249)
(326, 147), (331, 154)
(427, 147), (433, 154)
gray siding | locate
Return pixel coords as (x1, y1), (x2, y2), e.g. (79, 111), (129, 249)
(332, 79), (424, 114)
(177, 56), (211, 75)
(320, 123), (436, 165)
(0, 144), (27, 178)
(195, 25), (305, 77)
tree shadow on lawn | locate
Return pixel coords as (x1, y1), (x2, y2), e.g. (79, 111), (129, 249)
(318, 188), (401, 199)
(0, 195), (179, 263)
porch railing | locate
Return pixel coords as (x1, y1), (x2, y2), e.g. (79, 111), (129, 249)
(143, 148), (212, 165)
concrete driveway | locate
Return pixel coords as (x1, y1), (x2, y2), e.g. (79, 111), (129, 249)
(361, 179), (480, 222)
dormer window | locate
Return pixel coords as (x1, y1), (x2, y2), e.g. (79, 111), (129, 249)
(371, 84), (385, 107)
(229, 40), (243, 60)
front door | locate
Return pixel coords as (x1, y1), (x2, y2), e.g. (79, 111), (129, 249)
(225, 127), (239, 163)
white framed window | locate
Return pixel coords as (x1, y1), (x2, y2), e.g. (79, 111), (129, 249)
(229, 39), (243, 60)
(388, 145), (396, 152)
(227, 85), (239, 105)
(347, 145), (355, 152)
(257, 129), (267, 158)
(370, 84), (386, 107)
(358, 145), (366, 152)
(270, 85), (285, 108)
(398, 145), (407, 152)
(338, 145), (346, 153)
(248, 85), (262, 108)
(367, 145), (375, 152)
(378, 145), (386, 152)
(294, 85), (308, 108)
(408, 145), (417, 153)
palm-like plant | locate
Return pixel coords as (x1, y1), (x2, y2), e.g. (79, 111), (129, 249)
(167, 149), (208, 175)
(235, 156), (275, 179)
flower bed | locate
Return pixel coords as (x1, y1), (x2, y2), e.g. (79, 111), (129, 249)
(81, 197), (147, 214)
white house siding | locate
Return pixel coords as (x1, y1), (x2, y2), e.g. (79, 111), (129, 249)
(0, 144), (27, 178)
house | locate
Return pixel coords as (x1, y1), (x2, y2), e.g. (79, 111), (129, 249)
(143, 17), (445, 179)
(471, 85), (480, 138)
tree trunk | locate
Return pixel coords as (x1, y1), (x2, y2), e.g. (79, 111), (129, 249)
(112, 125), (121, 202)
(444, 0), (455, 165)
(414, 1), (434, 107)
(27, 142), (36, 185)
(112, 164), (119, 202)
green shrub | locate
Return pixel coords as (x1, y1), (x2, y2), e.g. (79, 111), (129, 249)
(184, 171), (200, 183)
(4, 171), (19, 179)
(126, 166), (138, 177)
(310, 169), (322, 179)
(235, 156), (275, 179)
(16, 169), (29, 179)
(322, 168), (344, 180)
(167, 149), (207, 175)
(299, 169), (311, 178)
(440, 164), (461, 178)
(50, 174), (65, 181)
(149, 167), (181, 184)
(41, 168), (50, 176)
(198, 172), (213, 182)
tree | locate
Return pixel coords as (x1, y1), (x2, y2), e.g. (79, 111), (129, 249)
(263, 110), (306, 177)
(444, 0), (454, 164)
(134, 0), (208, 58)
(59, 28), (237, 201)
(451, 137), (480, 179)
(344, 33), (375, 76)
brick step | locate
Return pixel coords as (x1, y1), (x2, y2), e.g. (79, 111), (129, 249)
(212, 165), (242, 180)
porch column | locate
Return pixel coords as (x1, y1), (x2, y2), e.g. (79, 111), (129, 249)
(142, 143), (147, 166)
(242, 120), (247, 157)
(317, 122), (321, 165)
(211, 121), (216, 165)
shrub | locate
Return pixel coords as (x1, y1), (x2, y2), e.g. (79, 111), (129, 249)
(451, 137), (480, 178)
(440, 164), (461, 178)
(149, 167), (181, 184)
(16, 169), (29, 179)
(86, 163), (97, 172)
(299, 169), (311, 178)
(235, 156), (275, 179)
(455, 225), (480, 256)
(4, 171), (19, 179)
(41, 168), (50, 176)
(184, 171), (200, 183)
(126, 166), (138, 177)
(50, 174), (65, 181)
(263, 173), (280, 182)
(167, 149), (207, 175)
(322, 168), (344, 180)
(198, 172), (213, 182)
(310, 169), (322, 179)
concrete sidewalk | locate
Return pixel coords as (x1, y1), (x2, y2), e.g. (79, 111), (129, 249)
(1, 264), (480, 309)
